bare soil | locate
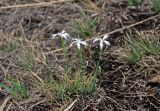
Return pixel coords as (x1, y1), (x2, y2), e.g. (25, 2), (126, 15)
(0, 0), (160, 111)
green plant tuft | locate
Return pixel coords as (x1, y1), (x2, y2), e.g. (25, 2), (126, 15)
(1, 42), (17, 52)
(18, 50), (35, 71)
(0, 78), (28, 99)
(74, 16), (95, 39)
(152, 0), (160, 12)
(128, 0), (143, 5)
(39, 65), (100, 100)
(126, 32), (160, 63)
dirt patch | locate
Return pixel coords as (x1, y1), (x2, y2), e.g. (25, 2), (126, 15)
(0, 0), (160, 111)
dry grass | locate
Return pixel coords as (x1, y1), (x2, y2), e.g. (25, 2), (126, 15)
(80, 0), (100, 12)
(0, 0), (75, 10)
(0, 0), (160, 110)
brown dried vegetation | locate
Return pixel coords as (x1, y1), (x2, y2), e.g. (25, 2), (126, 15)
(0, 0), (160, 111)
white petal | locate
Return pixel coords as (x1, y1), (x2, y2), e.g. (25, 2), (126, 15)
(66, 33), (70, 38)
(93, 38), (100, 43)
(65, 32), (70, 37)
(103, 34), (109, 40)
(61, 30), (66, 34)
(78, 38), (83, 42)
(62, 35), (68, 39)
(72, 38), (78, 41)
(77, 42), (81, 50)
(63, 33), (70, 39)
(104, 41), (110, 46)
(52, 34), (59, 39)
(70, 41), (76, 47)
(80, 41), (88, 46)
(100, 41), (103, 49)
(62, 31), (68, 36)
(58, 33), (63, 37)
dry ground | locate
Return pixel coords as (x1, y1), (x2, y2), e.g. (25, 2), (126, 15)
(0, 0), (160, 111)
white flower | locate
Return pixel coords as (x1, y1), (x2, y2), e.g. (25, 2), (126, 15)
(70, 38), (88, 50)
(52, 30), (70, 40)
(93, 34), (110, 49)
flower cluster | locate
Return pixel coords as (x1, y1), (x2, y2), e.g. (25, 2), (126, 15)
(52, 31), (110, 50)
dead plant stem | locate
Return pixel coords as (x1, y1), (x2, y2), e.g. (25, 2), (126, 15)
(0, 0), (75, 10)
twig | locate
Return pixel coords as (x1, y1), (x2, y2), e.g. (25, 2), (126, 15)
(30, 71), (43, 83)
(87, 13), (160, 41)
(105, 96), (126, 110)
(0, 96), (11, 111)
(46, 13), (160, 54)
(0, 0), (75, 10)
(64, 99), (77, 111)
(5, 103), (12, 111)
(31, 99), (47, 109)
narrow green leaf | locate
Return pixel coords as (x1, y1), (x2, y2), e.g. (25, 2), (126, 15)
(0, 83), (17, 96)
(7, 79), (20, 93)
(21, 83), (28, 99)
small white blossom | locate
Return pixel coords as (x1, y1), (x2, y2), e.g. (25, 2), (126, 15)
(70, 38), (87, 50)
(93, 34), (110, 49)
(52, 30), (70, 40)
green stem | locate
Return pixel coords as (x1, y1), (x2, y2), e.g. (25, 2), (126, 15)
(60, 38), (68, 71)
(99, 48), (103, 60)
(60, 38), (65, 53)
(75, 48), (84, 73)
(79, 49), (83, 65)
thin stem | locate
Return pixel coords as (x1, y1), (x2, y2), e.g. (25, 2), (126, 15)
(79, 49), (83, 65)
(99, 48), (103, 60)
(75, 48), (84, 73)
(60, 38), (68, 71)
(61, 38), (66, 53)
